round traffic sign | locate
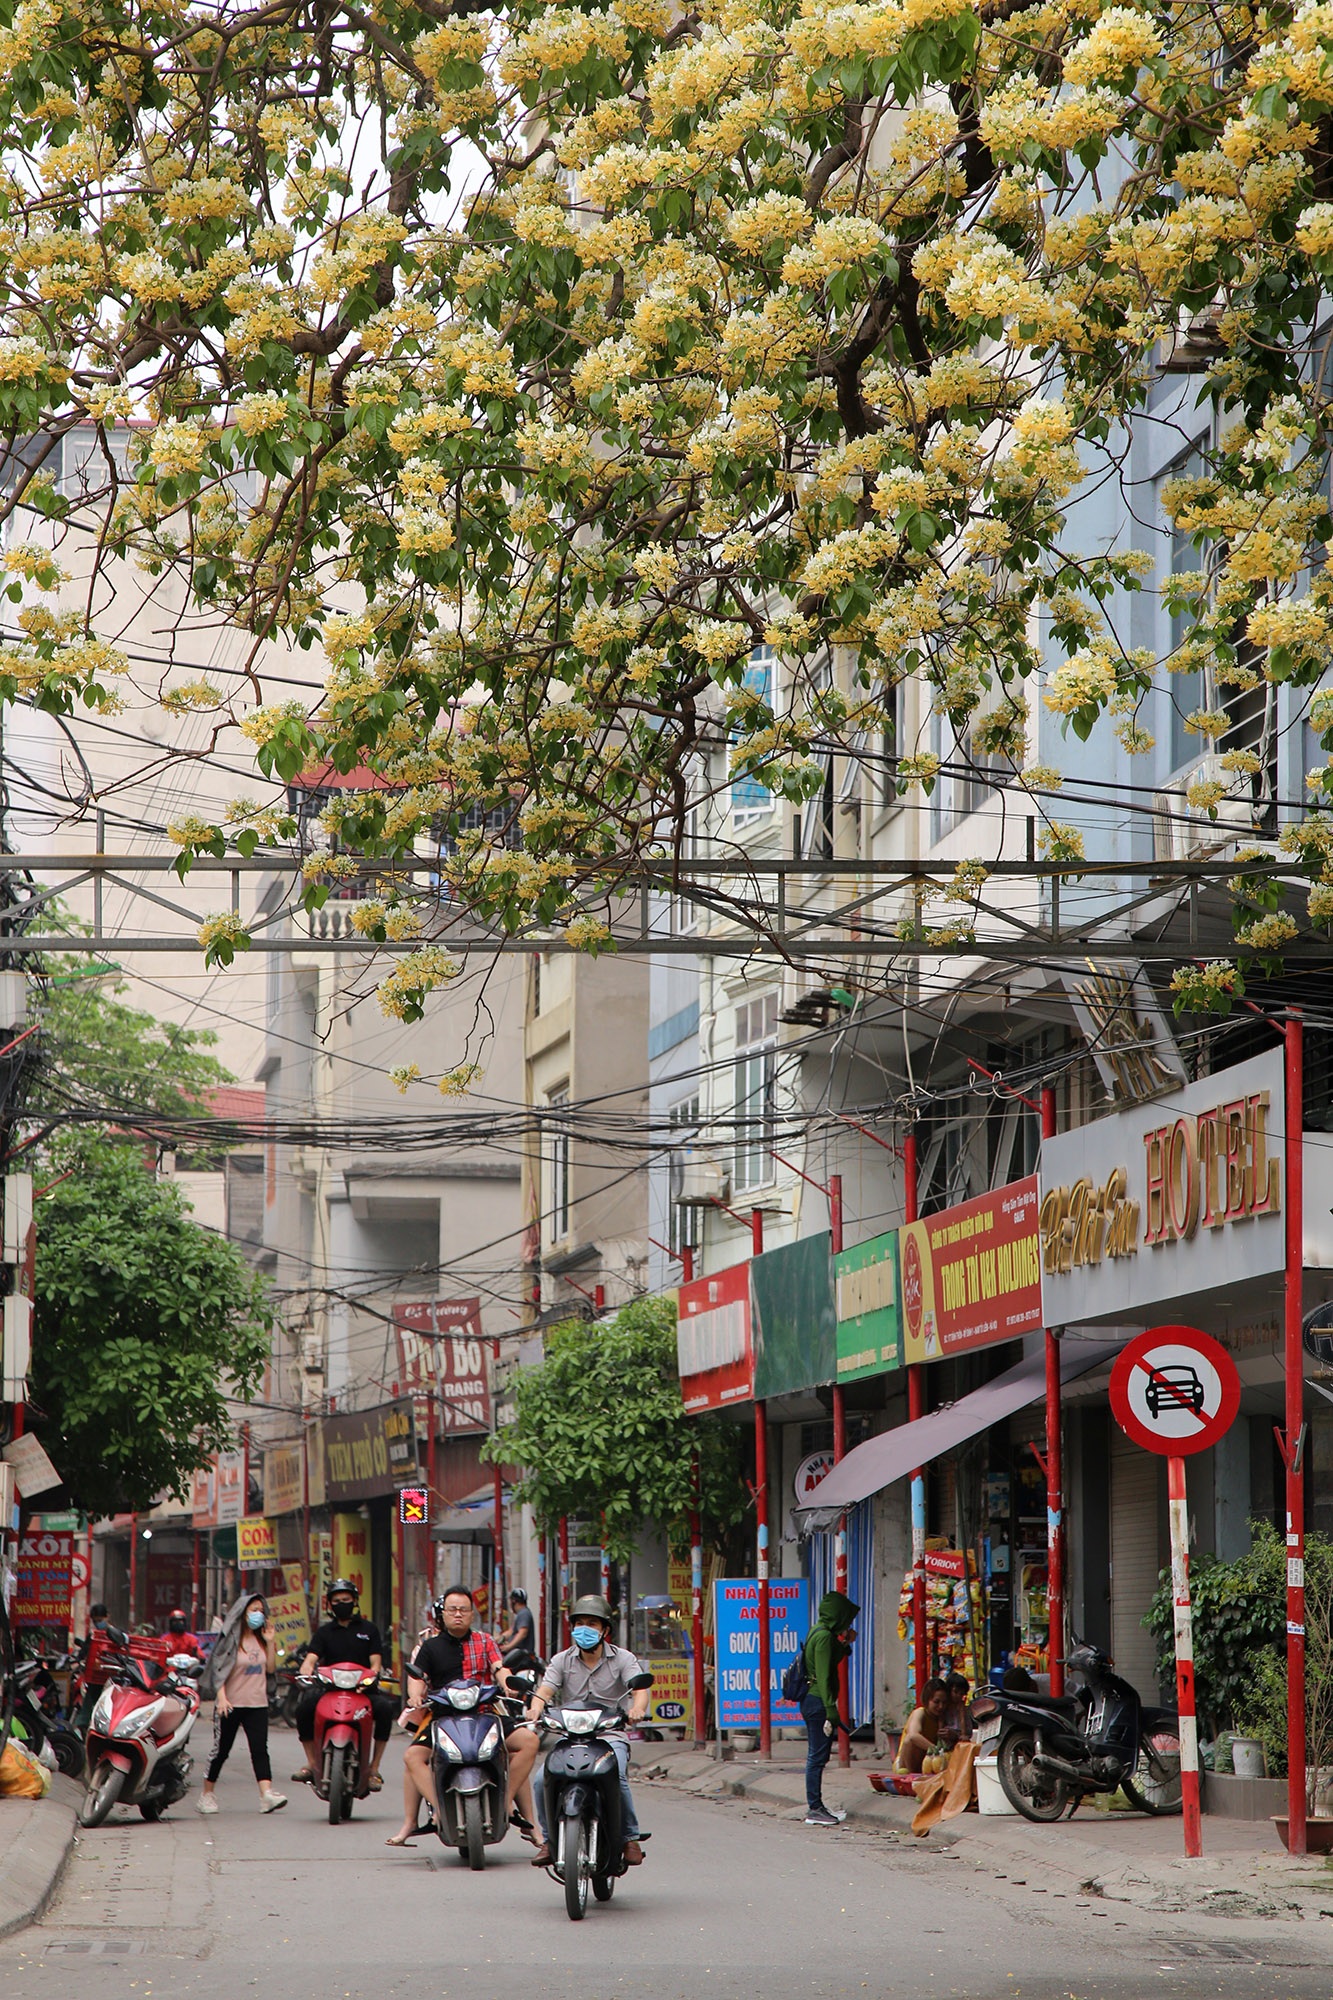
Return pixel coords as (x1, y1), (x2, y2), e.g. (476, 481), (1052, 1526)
(70, 1552), (90, 1591)
(1109, 1325), (1240, 1457)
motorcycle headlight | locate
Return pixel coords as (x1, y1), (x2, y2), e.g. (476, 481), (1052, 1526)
(563, 1710), (599, 1736)
(433, 1726), (463, 1761)
(91, 1691), (113, 1733)
(113, 1698), (165, 1738)
(329, 1667), (363, 1690)
(477, 1725), (500, 1759)
(448, 1685), (480, 1711)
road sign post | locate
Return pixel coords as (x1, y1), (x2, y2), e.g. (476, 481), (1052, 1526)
(1109, 1325), (1241, 1862)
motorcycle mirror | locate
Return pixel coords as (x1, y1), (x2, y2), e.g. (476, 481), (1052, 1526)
(626, 1671), (654, 1691)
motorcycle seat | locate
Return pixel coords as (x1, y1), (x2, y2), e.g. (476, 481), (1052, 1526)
(1006, 1691), (1079, 1713)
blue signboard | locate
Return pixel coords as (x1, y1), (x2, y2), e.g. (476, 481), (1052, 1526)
(713, 1576), (811, 1731)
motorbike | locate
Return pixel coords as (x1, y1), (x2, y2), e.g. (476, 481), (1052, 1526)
(270, 1637), (307, 1727)
(970, 1641), (1183, 1823)
(79, 1633), (202, 1826)
(303, 1665), (379, 1824)
(427, 1678), (510, 1870)
(13, 1654), (84, 1778)
(539, 1670), (653, 1921)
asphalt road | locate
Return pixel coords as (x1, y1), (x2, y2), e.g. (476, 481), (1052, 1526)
(1, 1735), (1328, 2000)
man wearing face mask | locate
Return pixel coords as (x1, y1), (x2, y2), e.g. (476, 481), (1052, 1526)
(292, 1579), (396, 1789)
(524, 1594), (651, 1868)
(164, 1609), (202, 1659)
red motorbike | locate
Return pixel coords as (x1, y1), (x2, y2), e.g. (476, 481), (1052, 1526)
(305, 1665), (379, 1824)
(79, 1630), (202, 1826)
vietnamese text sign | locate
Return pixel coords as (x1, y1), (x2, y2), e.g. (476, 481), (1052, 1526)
(900, 1177), (1043, 1365)
(13, 1530), (73, 1623)
(395, 1300), (491, 1433)
(263, 1443), (304, 1518)
(834, 1228), (902, 1381)
(266, 1588), (310, 1660)
(713, 1577), (810, 1730)
(677, 1262), (753, 1414)
(322, 1399), (418, 1502)
(646, 1654), (693, 1732)
(1040, 1052), (1286, 1326)
(237, 1516), (279, 1567)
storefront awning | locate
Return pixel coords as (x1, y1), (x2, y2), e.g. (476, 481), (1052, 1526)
(792, 1338), (1124, 1532)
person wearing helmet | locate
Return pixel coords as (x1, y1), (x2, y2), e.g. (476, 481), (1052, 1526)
(164, 1609), (202, 1660)
(292, 1579), (396, 1789)
(497, 1585), (537, 1665)
(524, 1594), (651, 1868)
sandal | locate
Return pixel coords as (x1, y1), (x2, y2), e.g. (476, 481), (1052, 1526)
(291, 1768), (314, 1784)
(529, 1841), (552, 1866)
(369, 1772), (384, 1791)
(384, 1832), (420, 1846)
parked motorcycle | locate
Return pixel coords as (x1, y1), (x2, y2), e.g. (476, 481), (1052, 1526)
(13, 1654), (84, 1778)
(302, 1665), (378, 1824)
(971, 1642), (1182, 1822)
(539, 1671), (653, 1921)
(427, 1678), (510, 1870)
(79, 1633), (202, 1826)
(270, 1637), (308, 1727)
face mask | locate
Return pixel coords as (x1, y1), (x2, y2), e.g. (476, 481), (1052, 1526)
(246, 1608), (266, 1631)
(169, 1623), (186, 1635)
(332, 1602), (355, 1622)
(572, 1624), (603, 1652)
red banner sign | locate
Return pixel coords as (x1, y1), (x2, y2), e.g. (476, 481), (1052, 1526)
(900, 1176), (1044, 1365)
(13, 1531), (73, 1624)
(677, 1262), (753, 1414)
(395, 1300), (491, 1434)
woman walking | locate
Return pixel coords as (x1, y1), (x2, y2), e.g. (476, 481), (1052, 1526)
(197, 1593), (287, 1815)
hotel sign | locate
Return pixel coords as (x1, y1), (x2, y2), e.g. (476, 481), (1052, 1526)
(1040, 1052), (1286, 1324)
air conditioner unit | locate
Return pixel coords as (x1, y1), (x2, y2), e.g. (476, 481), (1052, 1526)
(675, 1151), (729, 1208)
(1153, 759), (1254, 863)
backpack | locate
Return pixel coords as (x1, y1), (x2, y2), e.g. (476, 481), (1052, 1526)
(781, 1647), (810, 1704)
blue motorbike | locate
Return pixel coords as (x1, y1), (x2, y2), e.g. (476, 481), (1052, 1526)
(427, 1679), (509, 1870)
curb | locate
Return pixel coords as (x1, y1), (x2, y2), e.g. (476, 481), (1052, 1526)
(0, 1774), (81, 1941)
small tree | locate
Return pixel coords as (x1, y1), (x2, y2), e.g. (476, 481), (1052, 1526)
(1144, 1522), (1287, 1735)
(31, 1140), (273, 1518)
(485, 1296), (748, 1562)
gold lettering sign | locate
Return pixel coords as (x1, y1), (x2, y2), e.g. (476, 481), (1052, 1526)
(1043, 1090), (1281, 1274)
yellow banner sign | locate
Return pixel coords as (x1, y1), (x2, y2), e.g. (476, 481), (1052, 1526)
(237, 1516), (279, 1567)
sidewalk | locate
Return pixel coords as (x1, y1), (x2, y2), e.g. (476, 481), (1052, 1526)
(637, 1740), (1333, 1930)
(0, 1773), (81, 1939)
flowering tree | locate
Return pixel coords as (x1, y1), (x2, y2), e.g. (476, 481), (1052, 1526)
(4, 1), (1333, 1007)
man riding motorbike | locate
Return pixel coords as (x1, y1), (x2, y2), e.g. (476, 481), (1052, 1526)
(292, 1579), (396, 1791)
(524, 1594), (651, 1868)
(497, 1587), (538, 1666)
(386, 1586), (538, 1846)
(165, 1610), (202, 1659)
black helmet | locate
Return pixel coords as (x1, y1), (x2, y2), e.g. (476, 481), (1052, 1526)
(509, 1586), (528, 1604)
(327, 1577), (359, 1612)
(570, 1593), (613, 1626)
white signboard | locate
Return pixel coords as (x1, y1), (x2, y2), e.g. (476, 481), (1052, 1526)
(1040, 1051), (1288, 1325)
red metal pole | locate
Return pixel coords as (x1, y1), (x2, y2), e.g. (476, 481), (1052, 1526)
(538, 1532), (548, 1656)
(828, 1166), (851, 1763)
(128, 1512), (138, 1629)
(1285, 1013), (1307, 1854)
(904, 1130), (927, 1704)
(190, 1530), (201, 1630)
(1041, 1084), (1065, 1698)
(1167, 1454), (1203, 1858)
(492, 1464), (505, 1633)
(426, 1393), (439, 1607)
(681, 1245), (695, 1284)
(690, 1454), (706, 1749)
(558, 1516), (571, 1648)
(755, 1397), (771, 1759)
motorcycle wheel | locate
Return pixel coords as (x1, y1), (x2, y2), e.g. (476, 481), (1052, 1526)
(997, 1729), (1072, 1822)
(592, 1873), (614, 1902)
(327, 1745), (348, 1826)
(1123, 1736), (1184, 1817)
(463, 1792), (486, 1871)
(51, 1729), (85, 1779)
(79, 1761), (126, 1828)
(563, 1818), (589, 1921)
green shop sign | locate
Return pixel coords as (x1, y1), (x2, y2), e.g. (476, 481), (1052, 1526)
(834, 1230), (902, 1382)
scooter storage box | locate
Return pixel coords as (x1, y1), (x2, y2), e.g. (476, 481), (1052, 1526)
(85, 1632), (172, 1683)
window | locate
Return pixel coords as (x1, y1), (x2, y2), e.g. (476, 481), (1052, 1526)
(546, 1088), (570, 1242)
(730, 646), (776, 825)
(733, 993), (777, 1192)
(668, 1095), (702, 1255)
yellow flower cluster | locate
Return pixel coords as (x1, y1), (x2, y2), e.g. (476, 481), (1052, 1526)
(1063, 9), (1164, 88)
(1043, 648), (1118, 715)
(377, 948), (460, 1020)
(1235, 912), (1298, 952)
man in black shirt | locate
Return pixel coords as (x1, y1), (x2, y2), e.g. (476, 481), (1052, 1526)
(497, 1587), (539, 1665)
(293, 1579), (396, 1788)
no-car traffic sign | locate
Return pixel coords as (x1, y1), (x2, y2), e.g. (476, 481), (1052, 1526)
(1109, 1324), (1240, 1457)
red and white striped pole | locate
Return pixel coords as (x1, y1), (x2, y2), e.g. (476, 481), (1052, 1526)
(1167, 1454), (1203, 1858)
(1284, 1012), (1307, 1855)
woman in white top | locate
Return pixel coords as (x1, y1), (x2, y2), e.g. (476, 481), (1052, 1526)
(198, 1594), (286, 1814)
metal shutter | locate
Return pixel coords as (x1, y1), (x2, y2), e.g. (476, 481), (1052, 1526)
(1110, 1431), (1163, 1698)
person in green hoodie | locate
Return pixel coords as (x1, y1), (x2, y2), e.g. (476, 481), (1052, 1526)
(799, 1590), (857, 1827)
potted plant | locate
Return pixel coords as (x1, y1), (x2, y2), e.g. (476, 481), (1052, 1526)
(1236, 1536), (1333, 1852)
